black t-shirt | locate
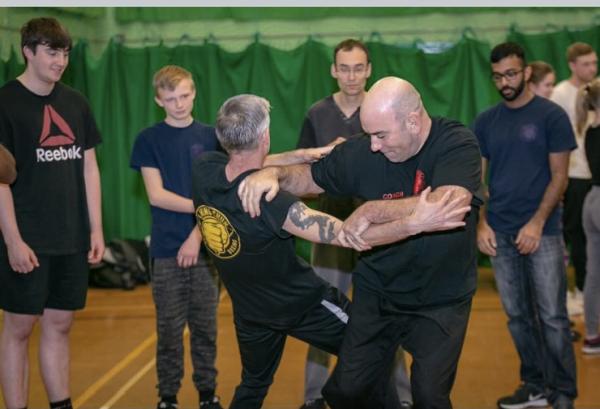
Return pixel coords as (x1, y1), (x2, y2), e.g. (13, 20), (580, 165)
(192, 151), (327, 324)
(297, 95), (363, 270)
(0, 80), (102, 255)
(585, 125), (600, 185)
(311, 117), (483, 309)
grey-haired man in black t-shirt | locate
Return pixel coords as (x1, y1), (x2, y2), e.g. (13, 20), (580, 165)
(238, 77), (482, 409)
(194, 94), (470, 409)
(0, 17), (104, 409)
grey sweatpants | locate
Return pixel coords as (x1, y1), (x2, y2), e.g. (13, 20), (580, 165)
(583, 186), (600, 338)
(152, 255), (219, 397)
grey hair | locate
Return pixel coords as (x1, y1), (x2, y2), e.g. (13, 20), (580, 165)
(215, 94), (271, 153)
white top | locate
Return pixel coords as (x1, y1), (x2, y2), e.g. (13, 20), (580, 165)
(551, 80), (591, 179)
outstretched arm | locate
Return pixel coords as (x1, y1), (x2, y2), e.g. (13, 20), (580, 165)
(263, 145), (334, 167)
(238, 164), (324, 218)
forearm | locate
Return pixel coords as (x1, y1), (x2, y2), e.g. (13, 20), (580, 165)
(277, 164), (324, 197)
(84, 152), (103, 235)
(360, 217), (415, 246)
(149, 189), (195, 213)
(0, 185), (23, 246)
(356, 185), (469, 224)
(264, 149), (309, 167)
(530, 174), (568, 225)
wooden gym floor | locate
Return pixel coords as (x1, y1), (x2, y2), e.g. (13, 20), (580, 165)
(1, 268), (599, 409)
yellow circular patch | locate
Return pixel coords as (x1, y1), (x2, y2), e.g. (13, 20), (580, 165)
(195, 205), (241, 259)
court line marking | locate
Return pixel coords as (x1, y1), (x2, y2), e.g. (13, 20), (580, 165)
(73, 332), (156, 407)
(99, 358), (156, 409)
(98, 327), (190, 408)
(74, 288), (228, 407)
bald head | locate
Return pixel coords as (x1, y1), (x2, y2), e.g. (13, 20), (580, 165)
(360, 77), (431, 163)
(362, 77), (423, 121)
(0, 144), (16, 185)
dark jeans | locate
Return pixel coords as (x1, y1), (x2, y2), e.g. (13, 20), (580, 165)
(323, 285), (472, 409)
(563, 177), (591, 290)
(491, 233), (577, 403)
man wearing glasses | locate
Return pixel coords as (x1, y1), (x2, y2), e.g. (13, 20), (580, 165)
(296, 38), (412, 409)
(473, 42), (577, 409)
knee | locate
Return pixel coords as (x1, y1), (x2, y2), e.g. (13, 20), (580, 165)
(412, 383), (450, 409)
(41, 310), (74, 336)
(323, 374), (370, 405)
(2, 314), (37, 341)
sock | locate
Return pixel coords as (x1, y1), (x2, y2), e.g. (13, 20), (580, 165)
(161, 395), (178, 404)
(49, 398), (72, 409)
(200, 389), (215, 403)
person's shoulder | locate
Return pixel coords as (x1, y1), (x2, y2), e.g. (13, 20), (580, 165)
(193, 151), (227, 179)
(552, 80), (572, 93)
(0, 80), (23, 103)
(55, 82), (88, 102)
(532, 96), (569, 118)
(433, 117), (478, 146)
(307, 95), (334, 115)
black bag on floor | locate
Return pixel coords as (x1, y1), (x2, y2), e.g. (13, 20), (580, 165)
(89, 238), (150, 290)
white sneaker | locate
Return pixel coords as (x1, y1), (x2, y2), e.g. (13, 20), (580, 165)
(566, 290), (583, 316)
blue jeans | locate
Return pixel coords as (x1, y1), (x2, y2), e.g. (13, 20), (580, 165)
(491, 233), (577, 402)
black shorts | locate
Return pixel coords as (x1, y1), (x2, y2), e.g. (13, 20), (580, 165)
(0, 252), (89, 315)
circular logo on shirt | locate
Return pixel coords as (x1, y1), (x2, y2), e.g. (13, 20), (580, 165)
(195, 205), (240, 259)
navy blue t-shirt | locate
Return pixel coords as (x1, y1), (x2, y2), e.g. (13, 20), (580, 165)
(473, 96), (576, 235)
(130, 121), (219, 258)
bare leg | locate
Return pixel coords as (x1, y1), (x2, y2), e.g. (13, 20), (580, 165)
(39, 309), (74, 402)
(0, 312), (38, 409)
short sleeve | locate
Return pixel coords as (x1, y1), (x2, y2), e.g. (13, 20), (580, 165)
(297, 116), (316, 149)
(432, 128), (484, 206)
(545, 105), (577, 153)
(310, 138), (363, 197)
(259, 190), (299, 239)
(129, 131), (157, 171)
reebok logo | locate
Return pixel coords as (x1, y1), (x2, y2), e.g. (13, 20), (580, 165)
(36, 145), (82, 162)
(39, 105), (76, 147)
(36, 104), (82, 162)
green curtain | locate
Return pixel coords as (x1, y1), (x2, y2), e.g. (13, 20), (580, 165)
(114, 7), (580, 24)
(0, 26), (597, 259)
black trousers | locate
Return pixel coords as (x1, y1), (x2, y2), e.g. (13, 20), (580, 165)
(323, 285), (472, 409)
(563, 177), (592, 290)
(229, 287), (400, 409)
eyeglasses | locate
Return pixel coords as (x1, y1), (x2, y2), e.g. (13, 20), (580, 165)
(491, 69), (524, 82)
(336, 65), (367, 76)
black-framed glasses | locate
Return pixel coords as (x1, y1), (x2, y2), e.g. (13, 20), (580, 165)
(491, 69), (524, 82)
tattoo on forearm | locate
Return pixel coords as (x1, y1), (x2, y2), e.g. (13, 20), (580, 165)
(289, 202), (336, 243)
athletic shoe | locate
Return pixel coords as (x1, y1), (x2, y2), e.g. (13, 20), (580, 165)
(200, 396), (223, 409)
(582, 335), (600, 355)
(299, 398), (327, 409)
(399, 401), (413, 409)
(157, 401), (178, 409)
(553, 395), (574, 409)
(497, 384), (548, 409)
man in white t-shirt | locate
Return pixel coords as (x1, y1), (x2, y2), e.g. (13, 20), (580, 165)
(551, 42), (598, 315)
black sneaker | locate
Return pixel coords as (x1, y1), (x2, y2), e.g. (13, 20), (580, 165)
(157, 401), (178, 409)
(200, 396), (223, 409)
(299, 398), (327, 409)
(497, 384), (548, 409)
